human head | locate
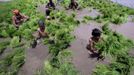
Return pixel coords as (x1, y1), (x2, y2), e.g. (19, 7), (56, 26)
(38, 20), (45, 29)
(49, 0), (52, 2)
(92, 28), (101, 39)
(13, 9), (20, 15)
(71, 0), (75, 3)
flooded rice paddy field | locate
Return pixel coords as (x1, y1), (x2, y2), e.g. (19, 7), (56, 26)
(1, 0), (134, 75)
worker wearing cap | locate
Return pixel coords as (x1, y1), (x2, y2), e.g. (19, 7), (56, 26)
(12, 9), (29, 28)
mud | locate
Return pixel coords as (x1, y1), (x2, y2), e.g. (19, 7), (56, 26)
(69, 6), (134, 74)
(70, 21), (134, 75)
(75, 8), (100, 21)
(0, 0), (11, 2)
(0, 38), (11, 59)
(110, 22), (134, 62)
(111, 0), (134, 8)
(18, 44), (49, 75)
(1, 1), (134, 75)
(69, 23), (111, 75)
(110, 22), (134, 40)
(66, 8), (101, 21)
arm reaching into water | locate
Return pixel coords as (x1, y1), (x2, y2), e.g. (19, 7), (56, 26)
(87, 38), (97, 54)
(20, 13), (29, 21)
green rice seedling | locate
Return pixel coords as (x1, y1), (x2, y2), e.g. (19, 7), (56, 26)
(43, 50), (77, 75)
(110, 55), (134, 75)
(94, 23), (134, 75)
(0, 40), (10, 54)
(96, 24), (134, 57)
(10, 36), (20, 48)
(93, 64), (120, 75)
(81, 0), (134, 24)
(0, 47), (25, 75)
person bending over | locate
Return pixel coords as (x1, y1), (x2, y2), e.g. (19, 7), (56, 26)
(68, 0), (79, 10)
(45, 0), (55, 19)
(46, 0), (55, 9)
(87, 28), (102, 54)
(32, 20), (48, 48)
(12, 9), (29, 28)
(87, 28), (104, 60)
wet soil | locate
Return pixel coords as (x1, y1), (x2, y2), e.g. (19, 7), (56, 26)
(69, 24), (111, 75)
(18, 44), (49, 75)
(1, 1), (134, 75)
(111, 0), (134, 8)
(0, 38), (11, 59)
(0, 0), (11, 2)
(69, 6), (134, 75)
(66, 8), (101, 21)
(110, 22), (134, 40)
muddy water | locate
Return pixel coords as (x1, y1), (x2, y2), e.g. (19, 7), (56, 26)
(69, 4), (134, 74)
(66, 8), (100, 21)
(110, 22), (134, 61)
(0, 38), (11, 59)
(110, 22), (134, 40)
(70, 21), (134, 75)
(76, 8), (100, 21)
(18, 44), (49, 75)
(0, 0), (11, 2)
(69, 23), (111, 75)
(73, 21), (102, 42)
(111, 0), (134, 8)
(37, 4), (65, 15)
(37, 4), (47, 15)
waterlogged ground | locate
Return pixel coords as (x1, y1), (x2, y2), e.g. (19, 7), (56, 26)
(111, 0), (134, 8)
(0, 0), (11, 2)
(19, 1), (134, 75)
(18, 44), (49, 75)
(68, 23), (111, 75)
(110, 22), (134, 40)
(1, 0), (134, 75)
(68, 2), (134, 74)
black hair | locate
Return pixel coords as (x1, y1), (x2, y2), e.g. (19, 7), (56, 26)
(46, 9), (51, 16)
(92, 28), (101, 37)
(49, 0), (53, 3)
(38, 20), (45, 27)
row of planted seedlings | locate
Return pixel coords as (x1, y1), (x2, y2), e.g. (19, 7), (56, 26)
(92, 23), (134, 75)
(0, 0), (47, 75)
